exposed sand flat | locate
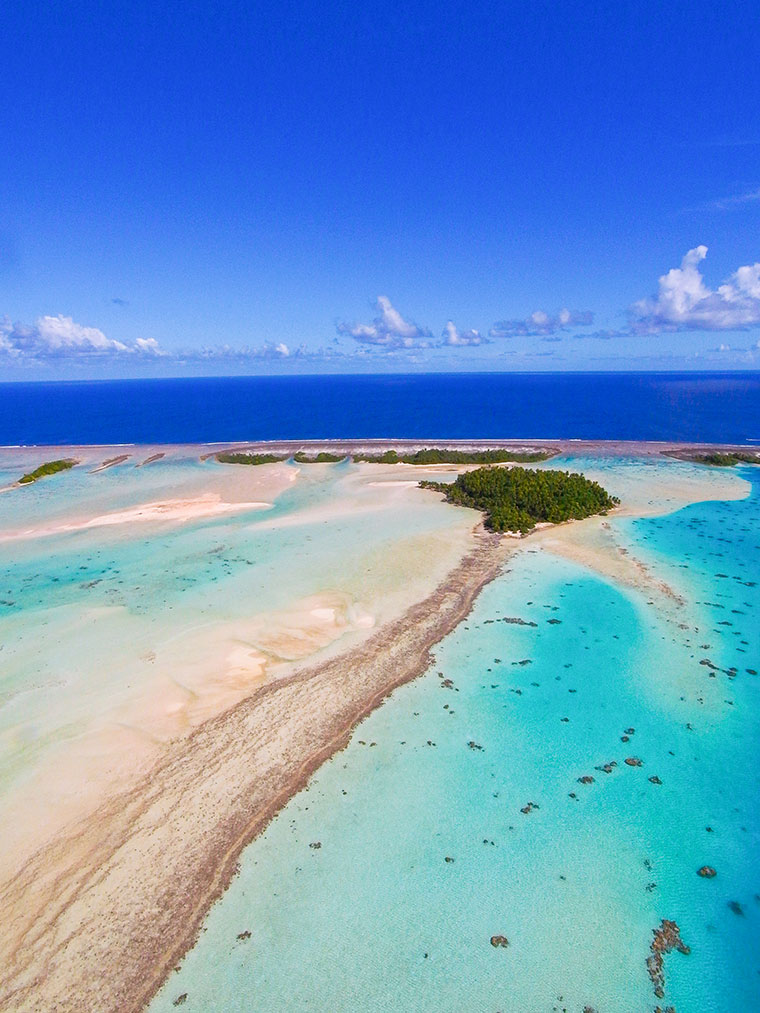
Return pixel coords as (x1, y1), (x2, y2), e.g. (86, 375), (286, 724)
(532, 517), (685, 605)
(0, 459), (475, 887)
(528, 465), (749, 607)
(0, 527), (507, 1013)
(0, 493), (272, 541)
(576, 465), (748, 517)
(367, 478), (420, 487)
(90, 454), (131, 473)
(0, 590), (390, 899)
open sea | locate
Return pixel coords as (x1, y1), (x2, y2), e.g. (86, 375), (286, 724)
(0, 371), (759, 445)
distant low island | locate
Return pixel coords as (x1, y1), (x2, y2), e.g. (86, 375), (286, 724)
(18, 459), (76, 485)
(421, 465), (618, 534)
(215, 450), (346, 465)
(353, 448), (556, 465)
(215, 447), (557, 467)
(674, 451), (759, 468)
(216, 452), (291, 465)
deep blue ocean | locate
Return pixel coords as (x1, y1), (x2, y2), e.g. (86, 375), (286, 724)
(0, 371), (759, 445)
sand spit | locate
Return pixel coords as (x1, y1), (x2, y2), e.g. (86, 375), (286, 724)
(90, 454), (131, 473)
(0, 494), (271, 542)
(528, 462), (749, 608)
(0, 527), (509, 1013)
(532, 517), (685, 606)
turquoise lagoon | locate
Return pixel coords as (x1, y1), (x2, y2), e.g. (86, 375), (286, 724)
(147, 461), (760, 1013)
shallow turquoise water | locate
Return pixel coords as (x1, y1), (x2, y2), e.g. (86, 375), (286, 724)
(0, 454), (472, 802)
(148, 465), (760, 1013)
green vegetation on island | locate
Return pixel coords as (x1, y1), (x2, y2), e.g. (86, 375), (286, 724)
(292, 451), (346, 463)
(216, 450), (346, 465)
(216, 452), (287, 465)
(215, 446), (556, 468)
(19, 459), (76, 485)
(682, 451), (759, 468)
(421, 465), (618, 534)
(354, 447), (556, 465)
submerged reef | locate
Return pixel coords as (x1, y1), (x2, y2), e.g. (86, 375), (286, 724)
(665, 449), (760, 467)
(646, 919), (690, 1001)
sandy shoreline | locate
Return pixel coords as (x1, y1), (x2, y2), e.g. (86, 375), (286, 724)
(0, 526), (508, 1013)
(0, 493), (272, 542)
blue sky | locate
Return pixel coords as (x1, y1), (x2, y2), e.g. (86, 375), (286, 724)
(2, 0), (760, 378)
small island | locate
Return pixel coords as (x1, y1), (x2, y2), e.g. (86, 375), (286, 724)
(215, 450), (346, 465)
(18, 459), (77, 485)
(215, 446), (558, 467)
(681, 451), (759, 467)
(421, 465), (618, 534)
(292, 451), (346, 463)
(215, 451), (287, 465)
(354, 447), (557, 465)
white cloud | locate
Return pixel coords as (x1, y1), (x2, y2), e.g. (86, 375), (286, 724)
(708, 187), (760, 211)
(440, 320), (488, 346)
(0, 314), (164, 359)
(0, 314), (344, 370)
(337, 296), (431, 348)
(33, 314), (126, 353)
(134, 337), (165, 355)
(631, 246), (760, 332)
(700, 339), (760, 365)
(573, 329), (619, 340)
(489, 308), (594, 338)
(185, 341), (301, 362)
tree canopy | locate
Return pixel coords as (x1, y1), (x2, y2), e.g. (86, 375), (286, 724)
(355, 448), (555, 465)
(216, 452), (287, 465)
(683, 452), (759, 467)
(421, 466), (618, 534)
(19, 459), (76, 484)
(292, 451), (345, 463)
(216, 447), (555, 467)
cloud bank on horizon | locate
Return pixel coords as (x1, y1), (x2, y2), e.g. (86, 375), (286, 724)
(332, 247), (760, 360)
(489, 308), (594, 338)
(0, 315), (165, 359)
(3, 247), (760, 369)
(0, 315), (298, 365)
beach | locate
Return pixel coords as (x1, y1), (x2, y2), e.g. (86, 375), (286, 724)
(0, 443), (754, 1012)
